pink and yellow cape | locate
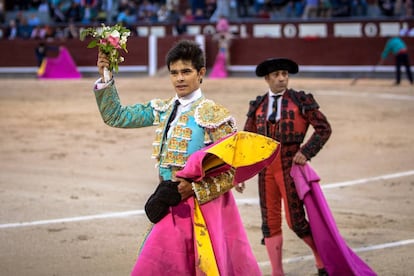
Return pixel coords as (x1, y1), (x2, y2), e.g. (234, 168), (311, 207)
(37, 46), (81, 79)
(132, 132), (279, 276)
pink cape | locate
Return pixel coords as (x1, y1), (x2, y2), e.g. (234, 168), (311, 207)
(209, 51), (228, 79)
(131, 132), (279, 275)
(37, 46), (81, 79)
(291, 164), (377, 276)
(131, 193), (261, 275)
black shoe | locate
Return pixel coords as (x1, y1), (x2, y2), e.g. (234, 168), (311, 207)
(318, 268), (329, 276)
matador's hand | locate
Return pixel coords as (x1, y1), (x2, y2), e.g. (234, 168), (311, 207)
(235, 182), (245, 193)
(293, 151), (307, 165)
(175, 177), (195, 200)
(97, 50), (112, 81)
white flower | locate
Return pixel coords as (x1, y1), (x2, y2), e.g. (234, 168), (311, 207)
(110, 29), (120, 38)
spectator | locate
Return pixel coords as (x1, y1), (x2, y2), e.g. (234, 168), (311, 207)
(13, 0), (30, 10)
(0, 2), (6, 24)
(166, 0), (179, 11)
(210, 0), (231, 21)
(138, 0), (158, 22)
(17, 14), (32, 39)
(194, 8), (207, 20)
(63, 20), (79, 39)
(183, 8), (195, 22)
(5, 19), (18, 40)
(378, 0), (396, 16)
(401, 0), (413, 17)
(174, 16), (188, 35)
(44, 24), (56, 41)
(37, 0), (50, 22)
(116, 7), (135, 25)
(97, 0), (117, 24)
(191, 0), (206, 15)
(66, 1), (82, 23)
(286, 0), (306, 17)
(157, 4), (170, 22)
(167, 6), (181, 23)
(237, 0), (250, 17)
(38, 0), (49, 13)
(256, 7), (271, 18)
(81, 3), (98, 24)
(50, 2), (67, 23)
(147, 10), (159, 23)
(118, 0), (130, 12)
(29, 0), (42, 10)
(318, 0), (332, 17)
(302, 0), (319, 18)
(205, 0), (217, 19)
(331, 0), (352, 16)
(31, 25), (47, 39)
(81, 0), (99, 9)
(27, 12), (41, 26)
(351, 0), (368, 16)
(54, 26), (66, 40)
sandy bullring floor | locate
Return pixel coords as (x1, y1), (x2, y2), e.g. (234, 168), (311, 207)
(0, 76), (413, 276)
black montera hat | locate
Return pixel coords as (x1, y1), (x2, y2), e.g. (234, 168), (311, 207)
(255, 58), (299, 77)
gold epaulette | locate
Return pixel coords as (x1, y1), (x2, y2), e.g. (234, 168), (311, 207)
(195, 99), (236, 129)
(150, 98), (174, 125)
(151, 98), (174, 112)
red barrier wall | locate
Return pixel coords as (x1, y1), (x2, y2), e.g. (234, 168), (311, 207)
(1, 36), (412, 69)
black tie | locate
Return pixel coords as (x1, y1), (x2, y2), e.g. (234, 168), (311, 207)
(269, 95), (281, 123)
(165, 99), (180, 136)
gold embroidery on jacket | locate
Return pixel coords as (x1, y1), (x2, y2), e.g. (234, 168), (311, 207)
(192, 169), (235, 204)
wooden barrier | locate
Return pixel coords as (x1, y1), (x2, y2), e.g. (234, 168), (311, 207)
(1, 36), (413, 69)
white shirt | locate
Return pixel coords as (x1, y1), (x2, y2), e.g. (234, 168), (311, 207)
(267, 89), (285, 122)
(169, 88), (203, 137)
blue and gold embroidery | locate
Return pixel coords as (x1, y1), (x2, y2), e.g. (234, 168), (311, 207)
(151, 97), (236, 174)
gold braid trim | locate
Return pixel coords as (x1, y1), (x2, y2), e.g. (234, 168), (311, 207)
(150, 98), (174, 125)
(195, 99), (236, 130)
(192, 168), (235, 204)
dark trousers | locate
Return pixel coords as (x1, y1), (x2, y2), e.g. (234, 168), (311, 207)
(395, 53), (413, 84)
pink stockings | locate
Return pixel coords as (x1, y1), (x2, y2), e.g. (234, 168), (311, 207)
(302, 235), (325, 269)
(264, 235), (284, 276)
(265, 234), (324, 276)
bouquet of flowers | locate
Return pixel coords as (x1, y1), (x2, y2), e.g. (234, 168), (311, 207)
(80, 23), (131, 81)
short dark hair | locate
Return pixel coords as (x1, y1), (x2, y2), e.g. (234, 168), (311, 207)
(166, 39), (205, 71)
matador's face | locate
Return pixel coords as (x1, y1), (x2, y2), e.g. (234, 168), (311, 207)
(265, 70), (289, 93)
(169, 60), (206, 98)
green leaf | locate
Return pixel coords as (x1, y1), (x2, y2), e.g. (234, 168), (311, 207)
(87, 40), (98, 48)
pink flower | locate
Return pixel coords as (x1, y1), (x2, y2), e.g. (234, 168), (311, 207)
(108, 36), (121, 49)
